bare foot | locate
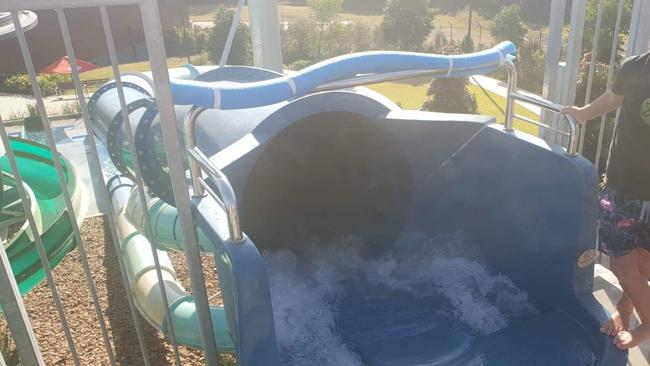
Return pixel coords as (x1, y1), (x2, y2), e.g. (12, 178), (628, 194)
(614, 324), (650, 349)
(601, 310), (633, 336)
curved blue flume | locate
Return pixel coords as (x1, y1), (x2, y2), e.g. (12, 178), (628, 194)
(170, 41), (517, 110)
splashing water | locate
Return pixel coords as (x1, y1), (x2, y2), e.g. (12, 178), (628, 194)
(265, 232), (537, 366)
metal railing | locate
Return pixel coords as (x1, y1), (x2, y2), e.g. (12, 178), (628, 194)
(0, 1), (222, 365)
(185, 106), (243, 243)
(504, 58), (578, 156)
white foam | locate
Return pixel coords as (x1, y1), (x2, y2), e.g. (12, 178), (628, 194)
(265, 232), (537, 365)
(266, 250), (363, 366)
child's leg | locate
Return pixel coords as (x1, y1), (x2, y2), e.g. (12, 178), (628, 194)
(601, 293), (633, 335)
(597, 187), (645, 336)
(601, 255), (650, 335)
(611, 248), (650, 349)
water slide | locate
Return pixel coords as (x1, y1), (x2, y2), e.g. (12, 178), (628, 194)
(88, 43), (626, 365)
(0, 137), (87, 295)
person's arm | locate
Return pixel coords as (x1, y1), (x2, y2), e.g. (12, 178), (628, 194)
(563, 57), (632, 124)
(562, 90), (624, 124)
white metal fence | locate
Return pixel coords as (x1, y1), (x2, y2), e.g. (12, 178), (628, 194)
(0, 0), (221, 365)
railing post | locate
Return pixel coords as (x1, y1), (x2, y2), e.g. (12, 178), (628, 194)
(185, 107), (244, 244)
(504, 59), (517, 132)
(0, 240), (44, 366)
(138, 1), (221, 364)
(185, 106), (207, 197)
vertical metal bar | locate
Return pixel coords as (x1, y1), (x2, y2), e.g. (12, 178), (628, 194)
(0, 225), (44, 366)
(628, 0), (643, 55)
(10, 11), (117, 366)
(578, 0), (604, 153)
(541, 0), (567, 138)
(55, 8), (151, 366)
(138, 1), (221, 365)
(186, 107), (207, 197)
(594, 0), (625, 171)
(504, 59), (517, 132)
(220, 0), (246, 67)
(248, 0), (284, 71)
(98, 6), (182, 364)
(5, 17), (84, 366)
(556, 0), (587, 145)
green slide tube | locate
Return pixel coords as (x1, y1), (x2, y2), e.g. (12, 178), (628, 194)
(109, 175), (234, 352)
(124, 188), (213, 252)
(0, 137), (87, 295)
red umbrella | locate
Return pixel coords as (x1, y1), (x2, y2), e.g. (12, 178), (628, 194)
(40, 56), (98, 74)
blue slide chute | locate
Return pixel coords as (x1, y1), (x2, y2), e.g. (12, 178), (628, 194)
(170, 41), (516, 110)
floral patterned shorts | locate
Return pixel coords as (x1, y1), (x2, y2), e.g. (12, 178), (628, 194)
(598, 187), (650, 257)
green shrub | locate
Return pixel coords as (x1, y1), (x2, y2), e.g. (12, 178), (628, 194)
(3, 74), (31, 94)
(62, 102), (81, 115)
(287, 59), (313, 71)
(23, 103), (44, 132)
(190, 51), (210, 66)
(3, 73), (65, 97)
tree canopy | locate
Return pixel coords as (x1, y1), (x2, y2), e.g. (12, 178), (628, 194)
(207, 6), (252, 66)
(583, 0), (632, 64)
(490, 5), (527, 46)
(380, 0), (434, 51)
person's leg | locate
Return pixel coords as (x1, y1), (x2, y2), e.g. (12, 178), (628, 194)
(598, 187), (640, 335)
(602, 251), (650, 335)
(612, 248), (650, 349)
(598, 187), (634, 337)
(601, 291), (634, 336)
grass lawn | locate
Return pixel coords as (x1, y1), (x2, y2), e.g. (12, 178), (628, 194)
(367, 80), (540, 136)
(190, 4), (494, 30)
(79, 58), (190, 82)
(189, 5), (550, 46)
(190, 4), (384, 25)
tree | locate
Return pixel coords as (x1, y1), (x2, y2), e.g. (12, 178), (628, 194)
(575, 53), (614, 171)
(421, 77), (478, 114)
(307, 0), (344, 57)
(206, 6), (252, 65)
(516, 42), (545, 94)
(583, 0), (632, 64)
(308, 0), (343, 23)
(421, 45), (478, 114)
(490, 4), (527, 46)
(461, 34), (474, 52)
(381, 0), (434, 51)
(283, 19), (317, 63)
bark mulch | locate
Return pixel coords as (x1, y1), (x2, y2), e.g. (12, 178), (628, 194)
(1, 216), (235, 365)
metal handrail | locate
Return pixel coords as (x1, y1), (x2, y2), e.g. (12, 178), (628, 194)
(504, 59), (578, 156)
(184, 106), (244, 243)
(314, 64), (499, 92)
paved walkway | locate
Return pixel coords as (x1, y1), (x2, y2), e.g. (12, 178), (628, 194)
(0, 93), (82, 122)
(469, 75), (542, 116)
